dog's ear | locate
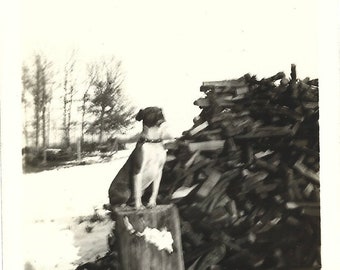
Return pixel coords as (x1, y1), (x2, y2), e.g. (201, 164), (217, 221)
(135, 109), (144, 121)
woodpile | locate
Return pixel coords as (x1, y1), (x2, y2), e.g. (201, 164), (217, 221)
(158, 64), (320, 269)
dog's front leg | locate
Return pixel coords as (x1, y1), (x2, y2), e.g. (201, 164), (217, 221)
(147, 173), (162, 208)
(134, 173), (144, 209)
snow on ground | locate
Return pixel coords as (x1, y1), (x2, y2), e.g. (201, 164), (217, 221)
(22, 150), (132, 270)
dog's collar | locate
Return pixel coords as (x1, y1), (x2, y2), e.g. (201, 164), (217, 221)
(138, 137), (163, 143)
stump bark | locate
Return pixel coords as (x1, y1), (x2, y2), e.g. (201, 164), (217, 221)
(114, 204), (185, 270)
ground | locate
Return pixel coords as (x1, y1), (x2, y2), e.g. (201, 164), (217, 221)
(22, 150), (132, 270)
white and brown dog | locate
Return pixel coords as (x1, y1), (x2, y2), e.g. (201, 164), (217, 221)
(108, 106), (172, 210)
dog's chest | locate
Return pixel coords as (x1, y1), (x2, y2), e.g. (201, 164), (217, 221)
(140, 144), (166, 186)
(141, 143), (166, 170)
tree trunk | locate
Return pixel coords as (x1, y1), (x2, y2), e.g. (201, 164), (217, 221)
(77, 137), (81, 161)
(23, 101), (29, 147)
(46, 106), (50, 147)
(63, 58), (75, 148)
(66, 85), (74, 145)
(98, 107), (105, 144)
(63, 73), (70, 148)
(81, 107), (85, 146)
(41, 80), (48, 164)
(114, 204), (185, 270)
(80, 90), (89, 147)
(63, 103), (70, 147)
(34, 58), (41, 150)
(41, 96), (46, 149)
(34, 108), (40, 149)
(42, 105), (46, 149)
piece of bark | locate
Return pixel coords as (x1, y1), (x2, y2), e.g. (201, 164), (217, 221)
(202, 79), (247, 88)
(188, 140), (225, 152)
(235, 86), (249, 95)
(286, 202), (320, 209)
(171, 184), (199, 200)
(293, 161), (319, 185)
(254, 158), (279, 173)
(188, 121), (209, 136)
(195, 244), (226, 270)
(301, 207), (320, 217)
(235, 125), (293, 139)
(196, 169), (222, 200)
(184, 151), (201, 169)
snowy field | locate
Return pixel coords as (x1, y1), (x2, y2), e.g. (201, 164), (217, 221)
(22, 150), (132, 270)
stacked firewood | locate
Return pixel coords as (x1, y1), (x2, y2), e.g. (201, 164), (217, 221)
(159, 65), (320, 269)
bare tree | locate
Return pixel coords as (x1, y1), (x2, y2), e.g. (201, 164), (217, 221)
(62, 53), (77, 148)
(41, 64), (52, 150)
(86, 58), (135, 143)
(79, 64), (96, 146)
(21, 65), (32, 147)
(23, 54), (53, 150)
(21, 52), (54, 167)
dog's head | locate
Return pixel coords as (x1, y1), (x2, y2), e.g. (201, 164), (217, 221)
(135, 107), (165, 127)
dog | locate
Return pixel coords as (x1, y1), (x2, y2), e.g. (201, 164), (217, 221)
(108, 106), (172, 210)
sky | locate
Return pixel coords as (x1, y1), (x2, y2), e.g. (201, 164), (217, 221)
(20, 0), (319, 136)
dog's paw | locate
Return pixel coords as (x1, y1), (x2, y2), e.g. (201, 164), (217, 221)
(135, 204), (146, 210)
(147, 201), (157, 208)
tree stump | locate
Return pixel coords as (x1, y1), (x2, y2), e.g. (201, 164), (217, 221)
(114, 204), (185, 270)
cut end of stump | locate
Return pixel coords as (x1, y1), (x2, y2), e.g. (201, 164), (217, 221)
(114, 204), (175, 215)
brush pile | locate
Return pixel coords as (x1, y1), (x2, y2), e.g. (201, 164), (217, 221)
(159, 64), (320, 269)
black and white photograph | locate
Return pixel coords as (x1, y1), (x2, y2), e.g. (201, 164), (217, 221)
(1, 0), (340, 269)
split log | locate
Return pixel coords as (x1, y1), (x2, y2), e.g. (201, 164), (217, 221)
(294, 160), (320, 185)
(188, 140), (225, 152)
(196, 169), (222, 200)
(188, 121), (209, 136)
